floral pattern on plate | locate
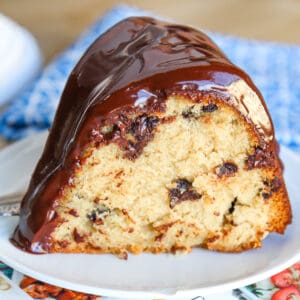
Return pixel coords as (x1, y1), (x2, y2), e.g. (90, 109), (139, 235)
(240, 262), (300, 300)
(19, 276), (100, 300)
(0, 275), (11, 291)
(1, 260), (300, 299)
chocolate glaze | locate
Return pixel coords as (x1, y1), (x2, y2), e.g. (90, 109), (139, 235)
(11, 17), (279, 253)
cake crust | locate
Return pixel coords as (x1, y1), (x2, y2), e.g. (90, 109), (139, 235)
(11, 17), (291, 254)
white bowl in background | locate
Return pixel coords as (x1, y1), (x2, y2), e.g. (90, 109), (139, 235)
(0, 14), (42, 105)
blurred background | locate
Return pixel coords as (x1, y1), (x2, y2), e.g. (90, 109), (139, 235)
(1, 0), (300, 149)
(1, 0), (300, 63)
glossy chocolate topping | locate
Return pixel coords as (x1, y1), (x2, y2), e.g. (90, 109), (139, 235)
(11, 17), (276, 253)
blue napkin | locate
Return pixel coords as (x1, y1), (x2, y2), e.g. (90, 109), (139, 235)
(0, 5), (300, 153)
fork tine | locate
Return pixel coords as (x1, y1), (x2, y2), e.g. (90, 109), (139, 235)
(0, 192), (23, 216)
(0, 192), (24, 205)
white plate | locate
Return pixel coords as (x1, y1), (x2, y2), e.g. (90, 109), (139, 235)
(0, 132), (300, 299)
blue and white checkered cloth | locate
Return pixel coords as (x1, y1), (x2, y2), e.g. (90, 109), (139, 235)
(0, 5), (299, 153)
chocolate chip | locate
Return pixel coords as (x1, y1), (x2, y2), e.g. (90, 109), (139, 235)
(246, 146), (274, 170)
(101, 114), (131, 143)
(89, 128), (104, 144)
(68, 209), (79, 217)
(87, 207), (111, 223)
(262, 177), (281, 199)
(87, 211), (97, 222)
(98, 207), (111, 215)
(182, 106), (197, 118)
(73, 228), (85, 243)
(271, 177), (281, 192)
(202, 103), (218, 113)
(58, 240), (69, 248)
(216, 162), (238, 177)
(176, 178), (192, 191)
(182, 111), (193, 119)
(113, 114), (131, 132)
(262, 192), (272, 199)
(169, 178), (202, 208)
(123, 140), (139, 159)
(229, 197), (238, 214)
(117, 113), (160, 160)
(89, 103), (165, 161)
(129, 114), (159, 141)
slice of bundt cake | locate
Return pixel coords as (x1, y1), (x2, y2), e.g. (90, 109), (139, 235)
(12, 17), (291, 257)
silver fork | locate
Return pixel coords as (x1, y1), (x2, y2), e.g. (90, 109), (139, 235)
(0, 192), (23, 216)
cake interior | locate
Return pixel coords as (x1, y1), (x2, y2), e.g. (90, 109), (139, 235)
(50, 95), (289, 257)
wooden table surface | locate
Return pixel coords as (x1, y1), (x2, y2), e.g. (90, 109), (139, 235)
(1, 0), (300, 148)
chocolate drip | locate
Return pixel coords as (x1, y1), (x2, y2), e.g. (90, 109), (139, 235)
(11, 17), (277, 253)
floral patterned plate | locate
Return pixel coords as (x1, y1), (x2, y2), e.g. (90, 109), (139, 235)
(2, 260), (300, 299)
